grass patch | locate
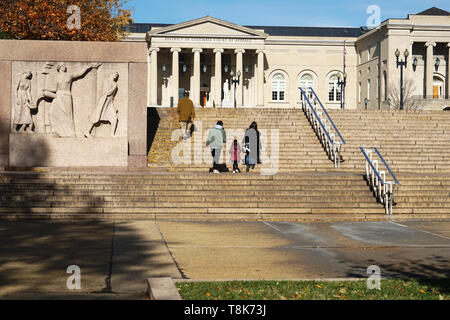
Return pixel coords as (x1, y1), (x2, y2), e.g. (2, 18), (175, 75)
(176, 279), (450, 300)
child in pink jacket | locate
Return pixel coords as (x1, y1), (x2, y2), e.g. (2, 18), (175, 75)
(229, 139), (241, 173)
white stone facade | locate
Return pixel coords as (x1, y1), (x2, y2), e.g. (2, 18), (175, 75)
(124, 11), (450, 110)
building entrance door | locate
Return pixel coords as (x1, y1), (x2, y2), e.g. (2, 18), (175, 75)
(433, 76), (444, 99)
(433, 86), (439, 99)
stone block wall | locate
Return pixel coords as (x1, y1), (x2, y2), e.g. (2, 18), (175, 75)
(0, 40), (148, 168)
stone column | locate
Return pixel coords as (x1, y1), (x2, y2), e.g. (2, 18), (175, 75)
(425, 42), (436, 99)
(407, 41), (413, 82)
(149, 47), (160, 105)
(171, 48), (181, 106)
(447, 43), (450, 99)
(192, 48), (202, 107)
(256, 50), (265, 106)
(214, 49), (224, 107)
(235, 49), (245, 107)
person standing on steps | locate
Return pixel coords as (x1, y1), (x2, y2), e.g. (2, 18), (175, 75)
(206, 120), (227, 173)
(242, 121), (261, 172)
(177, 90), (195, 139)
(229, 138), (241, 173)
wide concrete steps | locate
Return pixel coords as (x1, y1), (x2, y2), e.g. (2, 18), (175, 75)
(148, 107), (335, 171)
(324, 110), (450, 174)
(0, 172), (387, 216)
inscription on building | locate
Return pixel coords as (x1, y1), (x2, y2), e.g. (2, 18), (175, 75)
(163, 37), (256, 43)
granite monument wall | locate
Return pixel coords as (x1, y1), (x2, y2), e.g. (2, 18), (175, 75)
(0, 40), (148, 168)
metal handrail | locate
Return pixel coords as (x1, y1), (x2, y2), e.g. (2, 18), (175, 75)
(299, 87), (342, 168)
(309, 87), (346, 145)
(360, 146), (399, 215)
(373, 147), (400, 185)
(360, 147), (384, 183)
(299, 88), (334, 144)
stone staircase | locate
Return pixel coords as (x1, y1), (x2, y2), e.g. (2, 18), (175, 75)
(2, 107), (450, 219)
(327, 110), (450, 214)
(0, 171), (386, 218)
(148, 107), (335, 173)
(328, 110), (450, 173)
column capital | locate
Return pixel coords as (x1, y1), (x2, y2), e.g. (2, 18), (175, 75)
(170, 47), (181, 52)
(148, 47), (160, 53)
(256, 49), (265, 54)
(425, 42), (436, 47)
(213, 48), (224, 53)
(192, 48), (203, 53)
(234, 48), (246, 54)
(447, 43), (450, 48)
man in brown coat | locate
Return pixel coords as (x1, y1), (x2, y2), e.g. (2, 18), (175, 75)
(177, 91), (195, 139)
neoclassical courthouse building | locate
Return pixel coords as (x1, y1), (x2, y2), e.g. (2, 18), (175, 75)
(123, 7), (450, 110)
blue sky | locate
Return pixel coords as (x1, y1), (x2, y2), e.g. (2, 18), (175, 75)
(127, 0), (449, 27)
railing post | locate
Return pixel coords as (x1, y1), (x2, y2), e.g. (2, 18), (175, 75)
(360, 147), (399, 215)
(299, 87), (345, 169)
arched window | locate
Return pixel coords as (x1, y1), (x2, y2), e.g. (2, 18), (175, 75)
(328, 74), (341, 102)
(271, 73), (286, 101)
(300, 73), (314, 99)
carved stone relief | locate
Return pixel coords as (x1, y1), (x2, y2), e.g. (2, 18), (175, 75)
(13, 71), (35, 133)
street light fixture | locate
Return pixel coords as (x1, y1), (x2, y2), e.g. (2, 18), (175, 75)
(435, 57), (441, 68)
(395, 48), (409, 110)
(230, 70), (241, 109)
(337, 72), (347, 110)
(364, 97), (369, 110)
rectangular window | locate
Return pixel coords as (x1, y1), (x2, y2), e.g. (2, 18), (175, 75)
(329, 88), (335, 101)
(377, 76), (380, 100)
(359, 82), (362, 103)
(367, 79), (371, 101)
(272, 91), (278, 101)
(336, 90), (342, 102)
(272, 91), (285, 101)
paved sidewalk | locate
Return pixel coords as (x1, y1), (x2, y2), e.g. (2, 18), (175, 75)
(1, 219), (449, 299)
(157, 219), (450, 280)
(0, 220), (181, 299)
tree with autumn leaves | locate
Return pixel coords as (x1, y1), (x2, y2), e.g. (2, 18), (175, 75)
(0, 0), (133, 41)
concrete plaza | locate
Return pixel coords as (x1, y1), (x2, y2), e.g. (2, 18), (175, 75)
(0, 219), (449, 299)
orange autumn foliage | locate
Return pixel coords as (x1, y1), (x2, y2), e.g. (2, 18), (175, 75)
(0, 0), (133, 41)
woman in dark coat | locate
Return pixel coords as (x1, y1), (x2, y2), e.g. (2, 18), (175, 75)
(242, 121), (262, 172)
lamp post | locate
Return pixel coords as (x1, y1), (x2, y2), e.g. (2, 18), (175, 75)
(337, 72), (347, 110)
(230, 70), (241, 109)
(364, 97), (369, 110)
(395, 48), (409, 110)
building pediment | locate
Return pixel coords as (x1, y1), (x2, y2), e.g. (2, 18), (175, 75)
(146, 16), (268, 41)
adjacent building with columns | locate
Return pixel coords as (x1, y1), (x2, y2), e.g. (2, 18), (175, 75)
(124, 7), (450, 110)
